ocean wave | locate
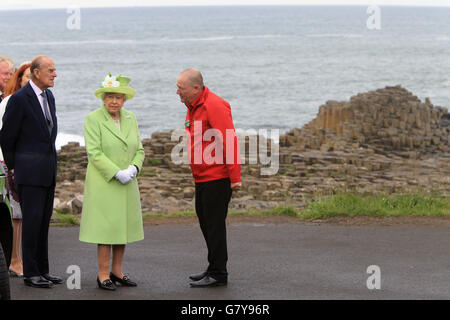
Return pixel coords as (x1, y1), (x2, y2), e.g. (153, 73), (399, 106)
(8, 39), (140, 46)
(239, 34), (284, 39)
(163, 34), (283, 42)
(305, 33), (363, 38)
(8, 37), (235, 46)
(8, 34), (285, 46)
(161, 36), (235, 42)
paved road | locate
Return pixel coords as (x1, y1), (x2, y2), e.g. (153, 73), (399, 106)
(8, 220), (450, 300)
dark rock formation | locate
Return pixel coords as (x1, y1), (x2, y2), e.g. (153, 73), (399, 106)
(55, 86), (450, 215)
(280, 85), (449, 157)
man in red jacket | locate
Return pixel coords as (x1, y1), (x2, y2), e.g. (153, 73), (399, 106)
(177, 68), (241, 287)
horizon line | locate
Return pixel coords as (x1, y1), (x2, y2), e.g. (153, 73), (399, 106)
(1, 3), (450, 11)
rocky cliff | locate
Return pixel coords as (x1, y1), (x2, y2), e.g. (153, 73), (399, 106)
(281, 85), (449, 156)
(55, 86), (450, 215)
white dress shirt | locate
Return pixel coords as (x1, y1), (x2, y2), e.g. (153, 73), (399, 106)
(29, 79), (49, 118)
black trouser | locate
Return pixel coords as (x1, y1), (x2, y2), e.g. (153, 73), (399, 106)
(195, 178), (232, 281)
(18, 185), (55, 278)
(0, 204), (13, 268)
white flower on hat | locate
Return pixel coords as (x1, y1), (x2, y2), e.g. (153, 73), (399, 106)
(102, 74), (120, 88)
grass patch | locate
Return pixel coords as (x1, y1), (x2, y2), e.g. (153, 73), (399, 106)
(141, 168), (157, 176)
(229, 206), (298, 217)
(143, 211), (196, 219)
(147, 158), (162, 166)
(51, 211), (80, 226)
(54, 193), (449, 226)
(143, 206), (299, 220)
(300, 192), (450, 220)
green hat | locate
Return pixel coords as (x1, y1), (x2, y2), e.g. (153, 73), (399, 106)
(94, 73), (136, 100)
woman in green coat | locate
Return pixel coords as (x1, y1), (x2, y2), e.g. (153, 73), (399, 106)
(79, 74), (145, 291)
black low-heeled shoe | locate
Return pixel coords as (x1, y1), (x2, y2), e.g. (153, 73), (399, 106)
(97, 277), (116, 291)
(189, 271), (208, 282)
(110, 272), (137, 287)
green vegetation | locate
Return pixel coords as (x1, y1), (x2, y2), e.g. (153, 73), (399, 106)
(142, 194), (450, 222)
(52, 210), (80, 226)
(147, 158), (162, 166)
(330, 172), (344, 178)
(142, 206), (299, 219)
(143, 211), (196, 219)
(141, 168), (157, 176)
(230, 206), (298, 217)
(300, 192), (450, 220)
(51, 192), (450, 227)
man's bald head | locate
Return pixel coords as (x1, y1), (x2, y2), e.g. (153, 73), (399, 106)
(176, 68), (205, 105)
(179, 68), (204, 88)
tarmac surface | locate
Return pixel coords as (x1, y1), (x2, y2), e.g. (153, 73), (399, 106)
(8, 218), (450, 300)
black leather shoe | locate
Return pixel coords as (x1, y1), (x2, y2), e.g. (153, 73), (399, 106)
(189, 271), (208, 281)
(110, 273), (137, 287)
(190, 276), (227, 288)
(42, 273), (63, 284)
(97, 277), (116, 291)
(24, 276), (53, 288)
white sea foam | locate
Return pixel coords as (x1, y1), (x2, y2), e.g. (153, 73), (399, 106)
(162, 34), (283, 42)
(10, 37), (237, 46)
(305, 34), (363, 38)
(239, 34), (284, 39)
(161, 36), (235, 42)
(56, 133), (85, 151)
(10, 34), (285, 47)
(8, 39), (140, 46)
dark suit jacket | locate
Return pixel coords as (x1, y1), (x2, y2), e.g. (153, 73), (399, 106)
(0, 82), (58, 187)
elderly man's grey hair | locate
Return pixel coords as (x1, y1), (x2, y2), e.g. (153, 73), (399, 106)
(0, 55), (14, 68)
(30, 55), (48, 77)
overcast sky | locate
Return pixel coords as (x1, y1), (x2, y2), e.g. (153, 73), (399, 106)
(1, 0), (450, 10)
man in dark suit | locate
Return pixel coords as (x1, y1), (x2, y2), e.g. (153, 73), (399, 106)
(0, 55), (62, 288)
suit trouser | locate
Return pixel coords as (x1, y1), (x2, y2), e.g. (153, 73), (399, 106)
(195, 178), (232, 281)
(18, 184), (55, 278)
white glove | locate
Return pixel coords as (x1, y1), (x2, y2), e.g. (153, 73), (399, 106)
(115, 169), (133, 184)
(125, 165), (138, 178)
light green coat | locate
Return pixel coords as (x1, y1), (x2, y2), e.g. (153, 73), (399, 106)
(79, 105), (145, 244)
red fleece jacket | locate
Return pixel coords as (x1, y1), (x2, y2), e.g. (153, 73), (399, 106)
(185, 86), (241, 183)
